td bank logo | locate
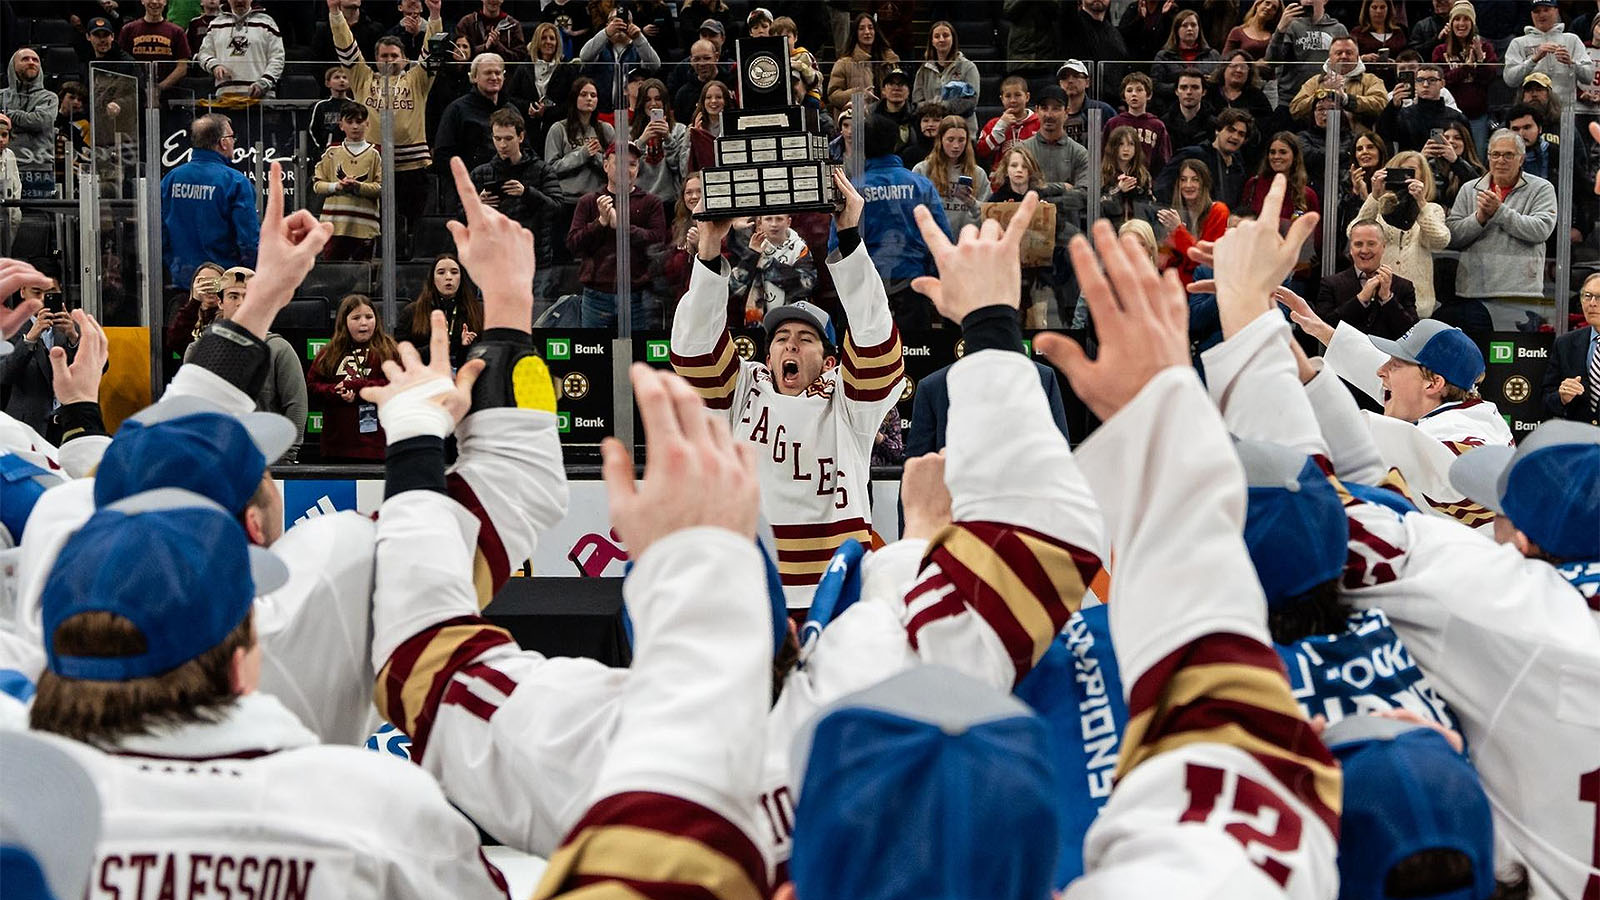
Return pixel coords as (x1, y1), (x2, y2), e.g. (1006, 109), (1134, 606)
(1488, 342), (1513, 365)
(645, 340), (670, 363)
(546, 338), (571, 361)
(556, 411), (571, 433)
(306, 338), (329, 361)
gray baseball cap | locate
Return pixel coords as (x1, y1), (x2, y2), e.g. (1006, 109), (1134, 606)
(1449, 420), (1600, 560)
(763, 301), (837, 350)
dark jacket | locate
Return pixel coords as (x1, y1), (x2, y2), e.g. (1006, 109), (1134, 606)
(305, 349), (388, 461)
(505, 60), (577, 149)
(1157, 141), (1247, 210)
(434, 89), (516, 176)
(160, 148), (260, 288)
(1161, 104), (1216, 157)
(0, 324), (73, 435)
(470, 150), (565, 259)
(455, 10), (528, 61)
(908, 360), (1071, 456)
(1377, 97), (1468, 154)
(567, 185), (667, 290)
(1542, 326), (1599, 424)
(1315, 268), (1419, 339)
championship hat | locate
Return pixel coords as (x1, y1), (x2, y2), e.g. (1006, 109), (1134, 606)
(0, 453), (66, 548)
(789, 665), (1060, 900)
(1368, 319), (1484, 392)
(763, 301), (837, 351)
(92, 395), (296, 515)
(1449, 420), (1600, 561)
(1236, 439), (1348, 608)
(41, 489), (289, 681)
(1324, 715), (1495, 900)
(0, 731), (101, 900)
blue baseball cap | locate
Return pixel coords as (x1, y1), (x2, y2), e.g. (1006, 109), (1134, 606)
(0, 453), (66, 548)
(93, 396), (296, 515)
(763, 301), (837, 352)
(1237, 440), (1348, 608)
(789, 665), (1060, 900)
(1324, 715), (1495, 900)
(0, 731), (101, 900)
(1449, 420), (1600, 562)
(41, 489), (289, 681)
(1368, 320), (1484, 393)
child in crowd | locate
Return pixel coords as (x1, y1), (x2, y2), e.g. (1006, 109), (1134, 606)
(307, 66), (354, 154)
(977, 75), (1039, 166)
(729, 213), (816, 323)
(313, 102), (382, 261)
(1099, 124), (1159, 232)
(913, 115), (990, 236)
(306, 293), (398, 462)
(1105, 72), (1172, 173)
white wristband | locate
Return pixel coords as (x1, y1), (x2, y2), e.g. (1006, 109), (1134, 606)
(378, 378), (457, 443)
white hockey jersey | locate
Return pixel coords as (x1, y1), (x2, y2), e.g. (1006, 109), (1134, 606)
(12, 364), (556, 746)
(33, 693), (507, 900)
(1066, 366), (1341, 900)
(1214, 311), (1600, 899)
(670, 243), (905, 606)
(1324, 320), (1512, 530)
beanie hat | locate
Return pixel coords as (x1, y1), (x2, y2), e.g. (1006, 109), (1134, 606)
(1447, 1), (1476, 26)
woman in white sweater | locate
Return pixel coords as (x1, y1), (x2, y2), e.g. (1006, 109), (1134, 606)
(1354, 149), (1451, 317)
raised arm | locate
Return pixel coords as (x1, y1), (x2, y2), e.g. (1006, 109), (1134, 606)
(827, 172), (907, 433)
(669, 212), (746, 418)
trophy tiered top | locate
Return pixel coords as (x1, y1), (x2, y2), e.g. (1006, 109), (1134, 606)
(695, 37), (838, 220)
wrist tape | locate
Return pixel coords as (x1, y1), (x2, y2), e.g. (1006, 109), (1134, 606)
(379, 379), (457, 443)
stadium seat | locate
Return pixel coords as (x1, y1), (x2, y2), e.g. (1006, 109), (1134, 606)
(28, 19), (78, 47)
(300, 262), (372, 301)
(278, 74), (322, 101)
(393, 261), (435, 298)
(953, 19), (997, 57)
(411, 216), (454, 260)
(42, 46), (84, 88)
(273, 296), (332, 332)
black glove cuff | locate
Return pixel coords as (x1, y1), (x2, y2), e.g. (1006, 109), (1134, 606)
(187, 319), (271, 397)
(960, 305), (1026, 355)
(464, 332), (553, 413)
(52, 402), (108, 443)
(385, 435), (448, 499)
(836, 226), (862, 258)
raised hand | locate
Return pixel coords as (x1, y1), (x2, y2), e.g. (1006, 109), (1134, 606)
(1271, 284), (1334, 345)
(236, 162), (333, 339)
(0, 258), (51, 337)
(694, 197), (736, 257)
(360, 310), (485, 429)
(900, 451), (951, 541)
(1035, 219), (1190, 421)
(910, 190), (1039, 323)
(50, 310), (107, 405)
(1208, 173), (1319, 338)
(833, 168), (864, 230)
(601, 363), (759, 559)
(444, 156), (535, 330)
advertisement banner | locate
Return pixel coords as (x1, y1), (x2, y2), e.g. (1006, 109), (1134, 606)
(537, 329), (616, 444)
(1479, 332), (1554, 440)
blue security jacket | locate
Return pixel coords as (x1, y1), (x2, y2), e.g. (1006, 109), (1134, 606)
(161, 148), (260, 287)
(829, 155), (951, 286)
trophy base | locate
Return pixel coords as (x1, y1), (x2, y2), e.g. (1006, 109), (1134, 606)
(695, 160), (838, 220)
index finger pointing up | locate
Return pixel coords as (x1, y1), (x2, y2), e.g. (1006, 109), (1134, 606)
(1256, 172), (1287, 231)
(264, 161), (285, 227)
(451, 157), (483, 226)
(913, 203), (955, 258)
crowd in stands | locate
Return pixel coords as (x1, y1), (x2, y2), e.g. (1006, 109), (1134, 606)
(2, 0), (1599, 461)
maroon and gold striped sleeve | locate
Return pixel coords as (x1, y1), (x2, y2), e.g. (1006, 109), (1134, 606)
(840, 328), (903, 403)
(445, 472), (511, 610)
(670, 330), (740, 411)
(374, 615), (515, 761)
(532, 792), (770, 900)
(903, 520), (1103, 687)
(1116, 632), (1343, 839)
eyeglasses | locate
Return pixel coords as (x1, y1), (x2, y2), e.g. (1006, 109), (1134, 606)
(1415, 76), (1443, 84)
(1581, 291), (1600, 304)
(1487, 150), (1519, 160)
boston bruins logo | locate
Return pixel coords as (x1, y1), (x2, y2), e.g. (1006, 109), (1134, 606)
(900, 376), (915, 403)
(562, 372), (590, 400)
(953, 338), (965, 359)
(1502, 375), (1530, 404)
(733, 335), (758, 361)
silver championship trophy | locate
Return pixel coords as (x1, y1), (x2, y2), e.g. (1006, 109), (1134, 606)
(695, 37), (838, 219)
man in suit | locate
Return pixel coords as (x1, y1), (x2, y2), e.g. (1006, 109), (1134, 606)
(1, 278), (77, 437)
(1542, 272), (1600, 425)
(908, 356), (1074, 455)
(1314, 219), (1419, 340)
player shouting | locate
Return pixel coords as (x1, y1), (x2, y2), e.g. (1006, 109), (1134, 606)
(671, 170), (904, 606)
